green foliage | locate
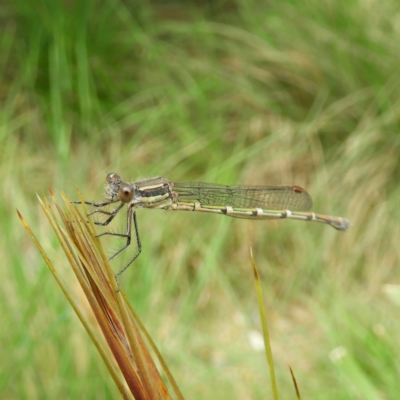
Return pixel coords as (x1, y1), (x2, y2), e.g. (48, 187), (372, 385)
(1, 0), (400, 398)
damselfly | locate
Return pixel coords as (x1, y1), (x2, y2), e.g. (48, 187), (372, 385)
(74, 173), (350, 281)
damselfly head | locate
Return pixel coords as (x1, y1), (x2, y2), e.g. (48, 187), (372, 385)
(105, 173), (123, 202)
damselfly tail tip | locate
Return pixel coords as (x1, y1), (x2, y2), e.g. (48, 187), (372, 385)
(332, 218), (352, 231)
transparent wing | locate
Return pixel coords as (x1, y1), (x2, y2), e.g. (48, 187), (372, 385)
(174, 182), (313, 211)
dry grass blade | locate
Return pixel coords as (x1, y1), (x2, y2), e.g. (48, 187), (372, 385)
(289, 366), (301, 400)
(18, 190), (184, 400)
(250, 248), (279, 400)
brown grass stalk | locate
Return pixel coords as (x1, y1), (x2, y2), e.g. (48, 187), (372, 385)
(18, 190), (184, 400)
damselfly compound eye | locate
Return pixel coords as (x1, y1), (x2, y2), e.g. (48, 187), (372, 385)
(107, 173), (122, 184)
(119, 184), (134, 203)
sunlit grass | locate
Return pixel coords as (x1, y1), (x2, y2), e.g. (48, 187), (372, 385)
(1, 0), (400, 398)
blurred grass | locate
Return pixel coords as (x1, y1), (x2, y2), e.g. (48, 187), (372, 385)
(1, 0), (400, 398)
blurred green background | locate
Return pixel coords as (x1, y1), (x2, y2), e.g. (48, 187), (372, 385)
(1, 0), (400, 398)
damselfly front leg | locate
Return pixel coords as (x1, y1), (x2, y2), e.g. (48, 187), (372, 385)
(95, 204), (142, 282)
(71, 200), (112, 208)
(88, 202), (125, 227)
(71, 200), (124, 227)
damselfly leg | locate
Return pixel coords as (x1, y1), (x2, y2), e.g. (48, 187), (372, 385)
(72, 199), (142, 283)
